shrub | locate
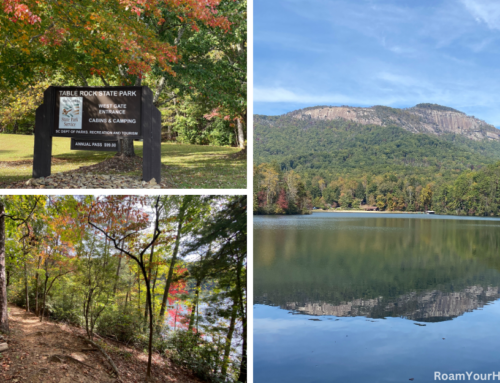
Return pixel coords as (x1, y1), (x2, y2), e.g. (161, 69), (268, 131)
(166, 330), (226, 383)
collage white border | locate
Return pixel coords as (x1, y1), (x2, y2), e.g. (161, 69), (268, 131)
(1, 0), (255, 381)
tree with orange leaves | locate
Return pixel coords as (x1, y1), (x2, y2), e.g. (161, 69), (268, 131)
(0, 0), (231, 88)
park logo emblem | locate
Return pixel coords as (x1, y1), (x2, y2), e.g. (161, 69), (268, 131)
(59, 97), (83, 129)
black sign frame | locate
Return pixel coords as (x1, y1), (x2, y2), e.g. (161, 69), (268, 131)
(33, 86), (162, 183)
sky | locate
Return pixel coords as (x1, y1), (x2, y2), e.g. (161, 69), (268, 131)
(254, 0), (500, 126)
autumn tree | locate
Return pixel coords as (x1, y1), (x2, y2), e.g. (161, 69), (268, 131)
(1, 0), (245, 151)
(0, 0), (231, 88)
(275, 189), (288, 214)
(257, 164), (280, 211)
(158, 195), (193, 322)
(3, 195), (247, 382)
(420, 184), (433, 211)
(87, 195), (165, 381)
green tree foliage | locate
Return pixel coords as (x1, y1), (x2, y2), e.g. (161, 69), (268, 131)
(182, 195), (247, 382)
(254, 164), (311, 214)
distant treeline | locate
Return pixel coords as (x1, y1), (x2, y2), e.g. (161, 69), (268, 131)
(254, 161), (500, 216)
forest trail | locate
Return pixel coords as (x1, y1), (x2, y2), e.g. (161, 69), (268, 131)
(1, 305), (203, 383)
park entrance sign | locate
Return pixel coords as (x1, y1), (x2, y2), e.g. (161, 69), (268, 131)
(54, 87), (141, 138)
(33, 86), (162, 183)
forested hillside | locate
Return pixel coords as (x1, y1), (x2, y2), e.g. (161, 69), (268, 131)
(0, 195), (247, 382)
(254, 112), (500, 216)
(255, 115), (500, 174)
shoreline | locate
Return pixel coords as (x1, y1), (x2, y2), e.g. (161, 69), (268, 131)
(312, 210), (425, 214)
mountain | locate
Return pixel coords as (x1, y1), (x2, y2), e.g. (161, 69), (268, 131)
(254, 104), (500, 216)
(254, 110), (500, 178)
(289, 103), (500, 141)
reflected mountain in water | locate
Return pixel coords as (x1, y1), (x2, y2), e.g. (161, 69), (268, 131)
(255, 214), (500, 323)
(276, 286), (500, 322)
(254, 214), (500, 383)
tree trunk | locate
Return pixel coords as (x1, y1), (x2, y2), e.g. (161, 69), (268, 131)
(144, 272), (154, 381)
(117, 138), (135, 157)
(158, 198), (189, 323)
(114, 210), (131, 296)
(84, 289), (93, 340)
(40, 275), (48, 322)
(137, 269), (141, 317)
(124, 274), (132, 312)
(187, 278), (201, 331)
(35, 257), (41, 315)
(153, 77), (166, 106)
(124, 289), (129, 311)
(236, 118), (245, 148)
(144, 244), (155, 321)
(113, 255), (122, 296)
(238, 329), (247, 383)
(235, 254), (247, 383)
(151, 259), (160, 313)
(24, 261), (29, 312)
(221, 297), (238, 378)
(0, 200), (9, 333)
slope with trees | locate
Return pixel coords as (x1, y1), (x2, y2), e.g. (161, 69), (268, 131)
(0, 195), (247, 382)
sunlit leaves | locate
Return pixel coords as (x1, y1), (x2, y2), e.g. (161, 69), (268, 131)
(0, 0), (232, 88)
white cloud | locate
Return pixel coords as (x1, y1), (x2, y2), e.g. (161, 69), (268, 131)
(254, 87), (381, 105)
(254, 87), (332, 103)
(253, 86), (414, 107)
(376, 72), (427, 88)
(461, 0), (500, 30)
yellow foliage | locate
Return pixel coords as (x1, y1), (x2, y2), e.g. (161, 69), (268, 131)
(0, 80), (49, 133)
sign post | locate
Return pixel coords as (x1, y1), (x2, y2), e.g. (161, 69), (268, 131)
(32, 86), (161, 183)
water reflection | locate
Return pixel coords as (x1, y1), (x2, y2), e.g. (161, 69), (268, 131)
(254, 214), (500, 383)
(280, 286), (500, 322)
(255, 214), (500, 323)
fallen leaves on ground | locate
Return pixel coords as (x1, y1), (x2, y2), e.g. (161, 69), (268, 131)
(1, 305), (204, 383)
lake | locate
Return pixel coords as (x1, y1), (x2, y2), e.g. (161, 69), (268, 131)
(254, 213), (500, 383)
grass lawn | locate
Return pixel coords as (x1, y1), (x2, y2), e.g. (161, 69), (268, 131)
(0, 134), (246, 189)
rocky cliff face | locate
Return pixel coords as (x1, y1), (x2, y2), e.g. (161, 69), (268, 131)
(283, 285), (500, 322)
(290, 104), (500, 141)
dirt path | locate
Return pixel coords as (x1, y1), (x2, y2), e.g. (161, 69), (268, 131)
(1, 305), (203, 383)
